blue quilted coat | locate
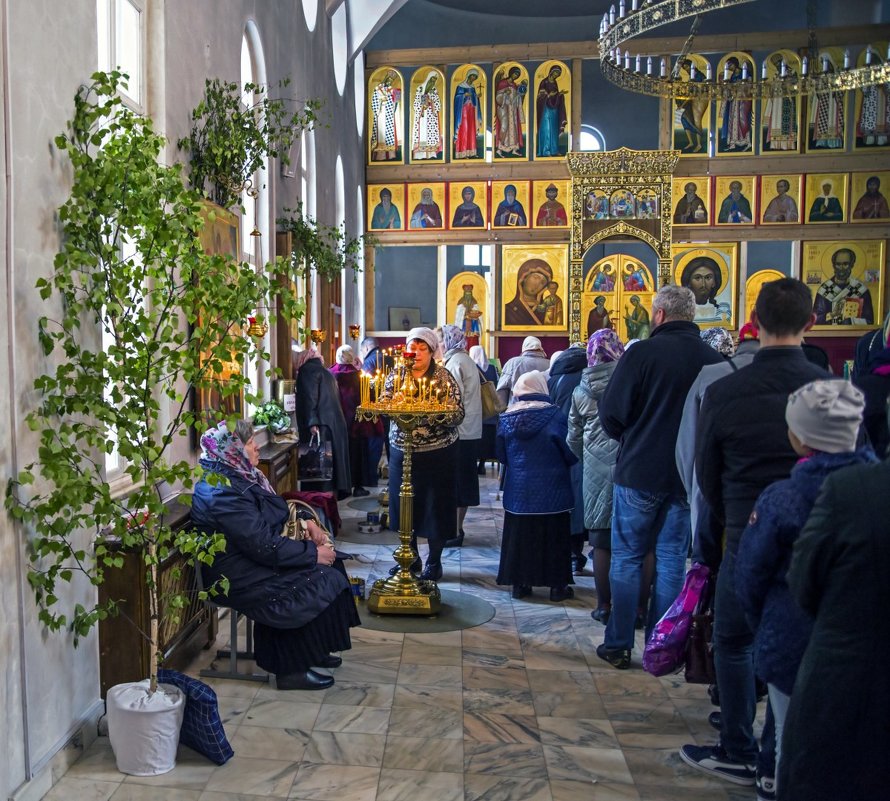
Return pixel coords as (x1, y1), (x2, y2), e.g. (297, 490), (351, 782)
(496, 397), (578, 515)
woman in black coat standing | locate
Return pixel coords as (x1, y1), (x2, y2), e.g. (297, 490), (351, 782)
(190, 422), (360, 690)
(294, 348), (351, 497)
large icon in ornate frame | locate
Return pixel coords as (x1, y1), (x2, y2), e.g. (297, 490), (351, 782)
(853, 43), (890, 151)
(582, 255), (655, 342)
(672, 177), (711, 225)
(408, 66), (445, 163)
(716, 52), (756, 156)
(804, 240), (885, 329)
(501, 244), (568, 331)
(532, 179), (570, 228)
(367, 66), (404, 165)
(714, 175), (756, 225)
(367, 183), (405, 231)
(806, 172), (848, 224)
(672, 54), (711, 156)
(533, 60), (571, 159)
(451, 64), (486, 160)
(406, 183), (446, 230)
(448, 182), (488, 229)
(760, 175), (803, 224)
(492, 61), (530, 161)
(849, 171), (890, 222)
(672, 243), (739, 329)
(761, 50), (803, 155)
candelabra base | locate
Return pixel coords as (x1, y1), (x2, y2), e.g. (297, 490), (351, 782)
(367, 576), (442, 615)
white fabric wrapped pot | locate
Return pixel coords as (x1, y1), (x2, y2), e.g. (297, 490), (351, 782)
(106, 680), (185, 775)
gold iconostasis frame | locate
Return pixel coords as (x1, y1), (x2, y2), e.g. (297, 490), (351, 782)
(567, 148), (680, 343)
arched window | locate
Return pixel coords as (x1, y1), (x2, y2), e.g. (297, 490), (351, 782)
(97, 0), (144, 109)
(331, 5), (348, 96)
(579, 124), (606, 151)
(355, 186), (365, 331)
(353, 50), (365, 138)
(301, 0), (318, 32)
(335, 155), (346, 344)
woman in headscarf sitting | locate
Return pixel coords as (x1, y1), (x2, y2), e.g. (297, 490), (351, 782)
(191, 421), (360, 690)
(293, 347), (351, 498)
(496, 370), (577, 602)
(380, 327), (464, 580)
(470, 344), (499, 474)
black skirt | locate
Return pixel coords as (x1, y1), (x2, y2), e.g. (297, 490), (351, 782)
(389, 440), (458, 544)
(455, 438), (481, 508)
(253, 588), (361, 674)
(479, 422), (497, 461)
(497, 510), (574, 588)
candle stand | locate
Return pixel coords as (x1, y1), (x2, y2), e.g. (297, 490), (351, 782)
(355, 402), (461, 615)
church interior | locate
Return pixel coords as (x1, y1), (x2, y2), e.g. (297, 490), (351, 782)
(1, 0), (889, 799)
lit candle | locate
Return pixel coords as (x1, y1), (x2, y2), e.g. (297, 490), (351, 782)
(801, 56), (808, 75)
(635, 54), (641, 72)
(843, 49), (850, 69)
(647, 56), (653, 75)
(866, 45), (872, 65)
(762, 61), (768, 80)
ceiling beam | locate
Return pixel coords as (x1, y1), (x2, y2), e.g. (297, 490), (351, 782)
(366, 23), (890, 67)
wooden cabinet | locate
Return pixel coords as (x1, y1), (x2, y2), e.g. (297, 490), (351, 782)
(97, 499), (217, 697)
(257, 440), (298, 495)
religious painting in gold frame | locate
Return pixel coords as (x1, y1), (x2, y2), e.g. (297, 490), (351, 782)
(582, 255), (655, 342)
(853, 43), (890, 151)
(367, 183), (405, 231)
(451, 63), (486, 161)
(446, 271), (487, 348)
(408, 66), (446, 164)
(714, 175), (756, 225)
(406, 182), (446, 230)
(501, 244), (568, 331)
(803, 240), (885, 329)
(744, 269), (785, 324)
(672, 54), (711, 156)
(760, 50), (803, 154)
(805, 172), (848, 224)
(367, 66), (404, 165)
(448, 181), (487, 229)
(805, 48), (847, 154)
(715, 52), (756, 156)
(491, 180), (530, 228)
(849, 171), (890, 222)
(672, 243), (739, 329)
(492, 61), (530, 161)
(531, 179), (570, 228)
(759, 175), (803, 224)
(533, 60), (571, 159)
(672, 176), (711, 225)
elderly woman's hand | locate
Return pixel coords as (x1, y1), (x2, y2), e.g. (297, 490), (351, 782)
(305, 520), (329, 547)
(316, 544), (336, 566)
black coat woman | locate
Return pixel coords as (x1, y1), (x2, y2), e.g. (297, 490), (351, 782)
(191, 422), (360, 690)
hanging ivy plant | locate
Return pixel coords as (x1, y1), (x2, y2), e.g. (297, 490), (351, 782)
(177, 77), (322, 210)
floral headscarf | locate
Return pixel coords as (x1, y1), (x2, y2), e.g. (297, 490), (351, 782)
(587, 329), (625, 367)
(701, 327), (735, 358)
(441, 324), (467, 353)
(200, 421), (273, 494)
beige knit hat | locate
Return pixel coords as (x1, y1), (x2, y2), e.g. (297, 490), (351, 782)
(785, 379), (865, 453)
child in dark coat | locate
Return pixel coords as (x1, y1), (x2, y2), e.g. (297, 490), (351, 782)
(735, 379), (875, 793)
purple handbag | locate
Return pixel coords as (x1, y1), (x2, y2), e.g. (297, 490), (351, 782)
(642, 563), (712, 677)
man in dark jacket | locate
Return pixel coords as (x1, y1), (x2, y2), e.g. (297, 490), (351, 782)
(596, 285), (723, 669)
(680, 278), (828, 792)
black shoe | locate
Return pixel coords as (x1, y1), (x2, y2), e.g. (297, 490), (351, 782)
(596, 643), (631, 670)
(388, 556), (422, 576)
(420, 561), (443, 581)
(352, 487), (370, 497)
(549, 586), (574, 602)
(635, 613), (646, 630)
(511, 584), (532, 599)
(315, 654), (343, 669)
(570, 554), (588, 574)
(444, 529), (465, 548)
(591, 606), (611, 624)
(477, 462), (487, 475)
(275, 669), (334, 691)
(678, 744), (755, 786)
(708, 711), (721, 731)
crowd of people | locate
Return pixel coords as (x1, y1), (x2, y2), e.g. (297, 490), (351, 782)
(194, 287), (888, 799)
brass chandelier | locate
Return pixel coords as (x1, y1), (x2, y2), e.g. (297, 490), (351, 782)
(598, 0), (890, 100)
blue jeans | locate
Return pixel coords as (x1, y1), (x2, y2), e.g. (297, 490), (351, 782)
(714, 549), (758, 764)
(604, 485), (690, 651)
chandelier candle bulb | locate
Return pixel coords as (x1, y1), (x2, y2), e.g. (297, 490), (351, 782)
(762, 61), (768, 79)
(780, 60), (787, 78)
(821, 54), (829, 73)
(706, 63), (712, 79)
(690, 64), (697, 79)
(609, 5), (615, 25)
(802, 56), (808, 75)
(632, 0), (638, 9)
(647, 56), (653, 75)
(619, 0), (625, 18)
(660, 58), (666, 77)
(624, 51), (631, 69)
(866, 45), (872, 65)
(723, 63), (730, 81)
(844, 49), (850, 69)
(741, 62), (748, 80)
(635, 54), (641, 72)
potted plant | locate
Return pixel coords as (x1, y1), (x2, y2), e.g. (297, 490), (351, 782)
(177, 77), (321, 210)
(253, 400), (292, 434)
(5, 72), (288, 775)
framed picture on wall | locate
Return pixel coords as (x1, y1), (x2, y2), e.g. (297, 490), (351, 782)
(672, 54), (711, 156)
(759, 175), (803, 224)
(760, 50), (803, 154)
(805, 49), (847, 153)
(671, 177), (711, 224)
(531, 180), (570, 227)
(492, 61), (530, 161)
(408, 66), (446, 163)
(849, 171), (890, 221)
(715, 52), (756, 156)
(714, 175), (756, 224)
(532, 60), (571, 159)
(805, 172), (848, 223)
(367, 183), (405, 231)
(388, 306), (422, 331)
(853, 44), (890, 151)
(744, 269), (785, 323)
(501, 244), (568, 330)
(672, 243), (739, 329)
(367, 66), (404, 165)
(448, 181), (487, 229)
(491, 180), (530, 228)
(451, 63), (486, 161)
(406, 183), (446, 230)
(803, 240), (885, 329)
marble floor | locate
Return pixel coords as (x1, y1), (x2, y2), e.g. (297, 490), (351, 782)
(45, 472), (762, 801)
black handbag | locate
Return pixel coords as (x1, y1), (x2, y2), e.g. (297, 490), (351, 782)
(297, 430), (333, 481)
(684, 572), (717, 684)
